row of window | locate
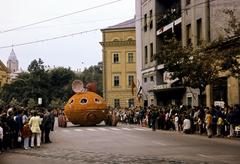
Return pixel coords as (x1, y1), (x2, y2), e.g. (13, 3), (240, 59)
(144, 9), (153, 32)
(144, 43), (154, 64)
(113, 52), (134, 64)
(186, 18), (202, 46)
(69, 97), (103, 105)
(113, 75), (134, 87)
(114, 98), (134, 108)
(144, 76), (154, 83)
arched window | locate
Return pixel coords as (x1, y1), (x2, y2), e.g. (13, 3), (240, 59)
(112, 38), (120, 41)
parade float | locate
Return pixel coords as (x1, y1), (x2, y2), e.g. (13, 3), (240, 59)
(63, 80), (109, 126)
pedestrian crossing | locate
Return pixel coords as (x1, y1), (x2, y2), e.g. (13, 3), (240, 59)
(61, 127), (151, 133)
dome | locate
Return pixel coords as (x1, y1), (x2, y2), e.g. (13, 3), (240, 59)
(8, 49), (18, 61)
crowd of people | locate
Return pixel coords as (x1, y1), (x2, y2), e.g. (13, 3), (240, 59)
(0, 106), (55, 154)
(113, 104), (240, 138)
(1, 103), (239, 154)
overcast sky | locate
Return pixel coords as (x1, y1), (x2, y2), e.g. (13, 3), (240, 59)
(0, 0), (135, 71)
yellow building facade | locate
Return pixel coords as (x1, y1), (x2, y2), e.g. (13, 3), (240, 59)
(0, 60), (10, 87)
(101, 19), (137, 108)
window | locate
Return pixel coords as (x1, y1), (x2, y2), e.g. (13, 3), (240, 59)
(94, 98), (102, 104)
(186, 24), (191, 45)
(186, 0), (191, 5)
(80, 98), (88, 104)
(149, 10), (153, 29)
(114, 75), (120, 87)
(150, 43), (153, 62)
(113, 38), (119, 41)
(69, 99), (74, 104)
(128, 75), (134, 87)
(114, 99), (120, 108)
(144, 77), (147, 83)
(150, 76), (154, 82)
(128, 53), (134, 63)
(113, 53), (119, 63)
(144, 14), (147, 32)
(144, 46), (148, 64)
(128, 98), (134, 108)
(197, 18), (202, 45)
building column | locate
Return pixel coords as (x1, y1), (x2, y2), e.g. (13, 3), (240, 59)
(181, 0), (187, 47)
(228, 76), (240, 106)
(203, 0), (210, 42)
(191, 0), (197, 47)
(206, 84), (213, 107)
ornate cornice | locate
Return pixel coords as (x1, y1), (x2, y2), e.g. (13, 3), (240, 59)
(100, 40), (136, 47)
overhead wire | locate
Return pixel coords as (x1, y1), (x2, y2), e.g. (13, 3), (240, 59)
(0, 0), (123, 34)
(0, 0), (215, 34)
(0, 29), (99, 49)
(0, 0), (232, 49)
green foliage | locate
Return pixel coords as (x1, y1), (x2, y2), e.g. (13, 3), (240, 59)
(155, 37), (218, 91)
(27, 98), (37, 110)
(49, 98), (64, 110)
(223, 9), (240, 36)
(0, 58), (103, 108)
(0, 99), (6, 109)
(9, 97), (21, 109)
(28, 58), (45, 74)
(48, 67), (75, 101)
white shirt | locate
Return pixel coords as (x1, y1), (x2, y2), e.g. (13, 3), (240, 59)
(0, 126), (3, 140)
(174, 116), (179, 123)
(22, 115), (28, 124)
(183, 119), (191, 130)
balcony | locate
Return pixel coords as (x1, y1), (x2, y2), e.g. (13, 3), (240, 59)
(156, 5), (181, 31)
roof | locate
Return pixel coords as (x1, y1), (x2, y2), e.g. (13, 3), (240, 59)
(8, 49), (18, 61)
(0, 60), (9, 72)
(102, 18), (135, 30)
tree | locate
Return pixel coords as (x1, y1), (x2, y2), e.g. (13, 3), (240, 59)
(155, 37), (219, 106)
(0, 58), (103, 109)
(27, 58), (50, 106)
(49, 98), (64, 110)
(27, 98), (37, 110)
(48, 67), (75, 102)
(0, 99), (6, 110)
(9, 97), (21, 109)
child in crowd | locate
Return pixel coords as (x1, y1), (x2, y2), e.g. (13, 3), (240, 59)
(21, 120), (32, 150)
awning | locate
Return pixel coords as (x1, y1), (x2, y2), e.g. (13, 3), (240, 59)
(149, 86), (186, 93)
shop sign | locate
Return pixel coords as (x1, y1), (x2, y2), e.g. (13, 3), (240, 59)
(152, 84), (171, 90)
(214, 101), (225, 108)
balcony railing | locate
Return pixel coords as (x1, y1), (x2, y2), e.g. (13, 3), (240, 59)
(156, 6), (181, 30)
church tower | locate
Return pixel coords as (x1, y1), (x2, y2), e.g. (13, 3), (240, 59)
(7, 49), (19, 73)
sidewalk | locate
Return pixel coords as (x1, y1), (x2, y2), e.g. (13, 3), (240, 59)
(117, 122), (240, 141)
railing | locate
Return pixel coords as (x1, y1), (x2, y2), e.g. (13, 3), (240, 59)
(156, 6), (181, 30)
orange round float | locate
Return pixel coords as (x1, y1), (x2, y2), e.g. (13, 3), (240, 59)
(64, 80), (108, 126)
